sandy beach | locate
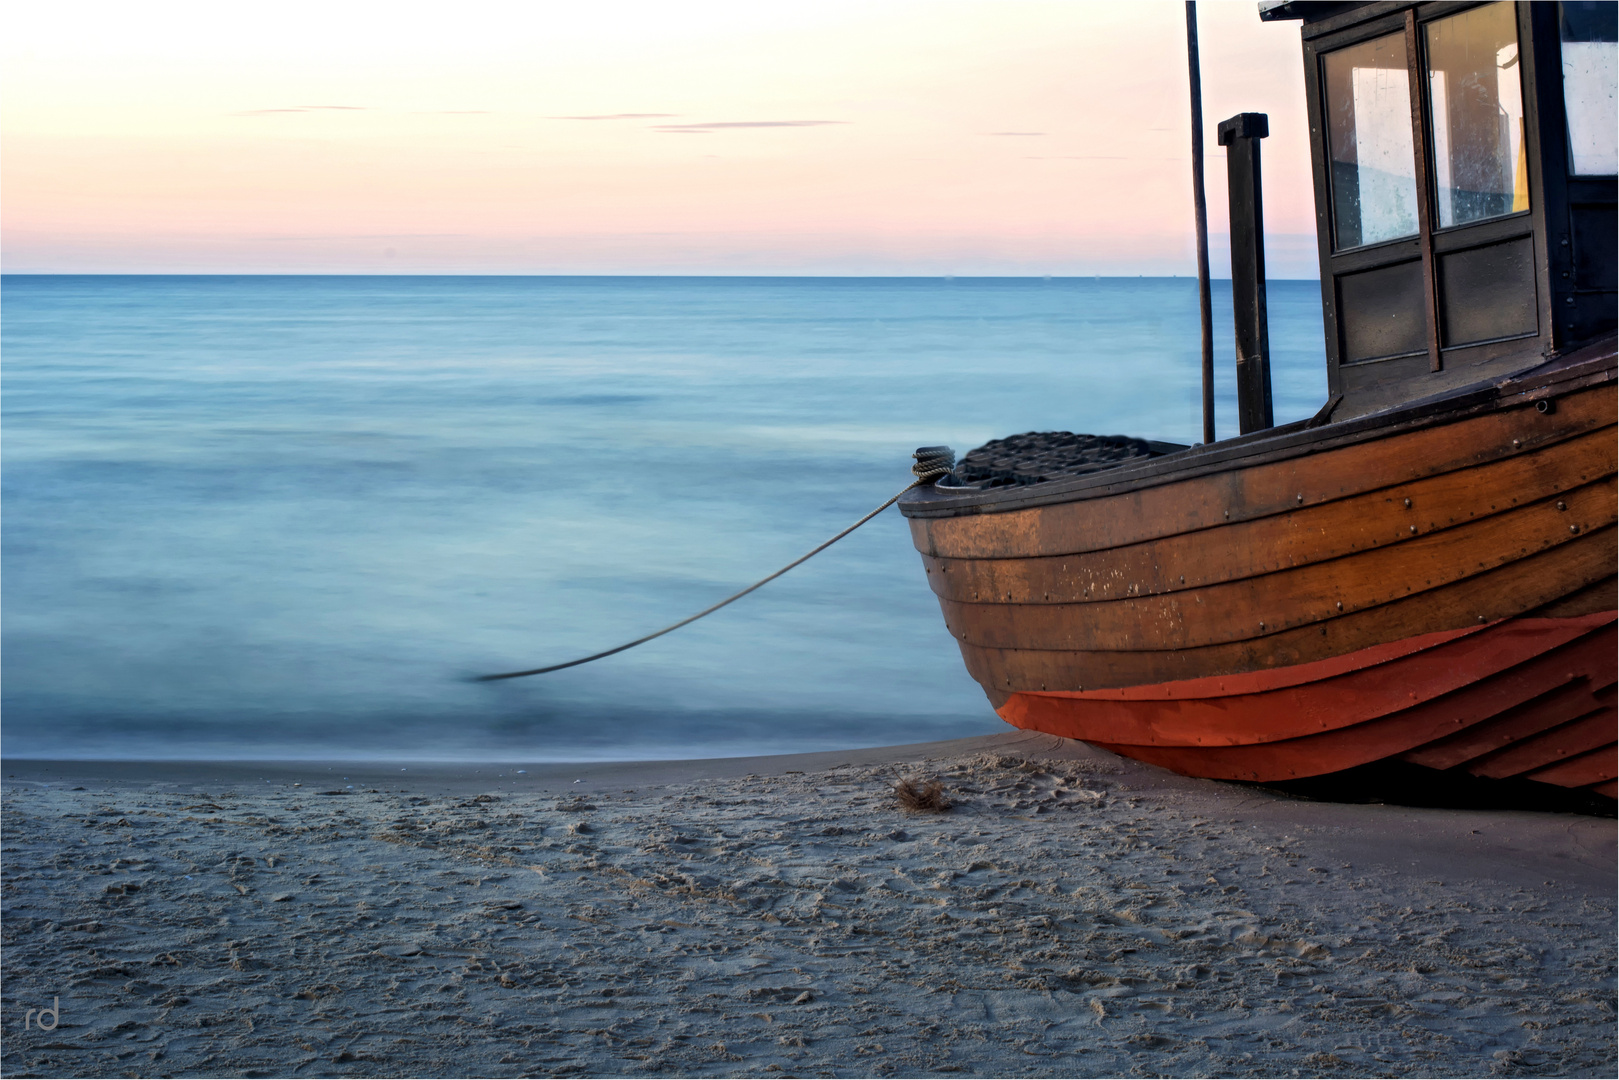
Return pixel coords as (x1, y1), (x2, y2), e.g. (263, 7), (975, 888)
(3, 730), (1614, 1078)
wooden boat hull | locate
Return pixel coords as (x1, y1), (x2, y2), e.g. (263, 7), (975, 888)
(900, 342), (1618, 800)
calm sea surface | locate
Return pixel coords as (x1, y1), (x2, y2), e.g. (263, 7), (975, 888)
(2, 276), (1325, 760)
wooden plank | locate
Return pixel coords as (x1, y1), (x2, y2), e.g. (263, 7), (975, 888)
(1047, 623), (1493, 700)
(1466, 705), (1619, 779)
(1299, 3), (1408, 41)
(1530, 575), (1619, 617)
(911, 384), (1612, 559)
(922, 428), (1615, 604)
(1525, 743), (1619, 788)
(903, 338), (1613, 524)
(958, 530), (1616, 693)
(1402, 678), (1617, 770)
(941, 485), (1614, 653)
(1076, 627), (1618, 782)
(995, 616), (1611, 748)
(1592, 780), (1618, 799)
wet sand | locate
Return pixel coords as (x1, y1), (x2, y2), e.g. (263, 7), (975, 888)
(3, 731), (1614, 1077)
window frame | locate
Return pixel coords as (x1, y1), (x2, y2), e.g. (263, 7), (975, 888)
(1419, 1), (1536, 236)
(1321, 25), (1425, 254)
(1303, 0), (1553, 404)
(1556, 0), (1619, 179)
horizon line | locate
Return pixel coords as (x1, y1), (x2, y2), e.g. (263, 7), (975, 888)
(0, 271), (1320, 281)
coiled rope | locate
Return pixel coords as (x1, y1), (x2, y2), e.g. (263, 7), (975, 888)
(474, 446), (955, 681)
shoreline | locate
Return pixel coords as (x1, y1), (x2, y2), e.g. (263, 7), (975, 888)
(4, 731), (1614, 1076)
(8, 732), (1614, 892)
(2, 735), (1033, 798)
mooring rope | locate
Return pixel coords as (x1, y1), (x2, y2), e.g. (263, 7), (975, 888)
(474, 446), (955, 681)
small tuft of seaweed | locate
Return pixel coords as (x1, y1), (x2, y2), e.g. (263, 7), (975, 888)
(895, 777), (951, 813)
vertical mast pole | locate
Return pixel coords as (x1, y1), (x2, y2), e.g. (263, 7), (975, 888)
(1186, 1), (1215, 445)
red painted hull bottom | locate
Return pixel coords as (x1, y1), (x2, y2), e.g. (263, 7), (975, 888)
(997, 611), (1618, 800)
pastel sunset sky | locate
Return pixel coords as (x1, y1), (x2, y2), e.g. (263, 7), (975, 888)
(2, 1), (1318, 276)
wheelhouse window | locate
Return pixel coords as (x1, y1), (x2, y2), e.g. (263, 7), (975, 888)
(1324, 32), (1420, 249)
(1560, 1), (1618, 175)
(1294, 0), (1613, 398)
(1425, 2), (1529, 228)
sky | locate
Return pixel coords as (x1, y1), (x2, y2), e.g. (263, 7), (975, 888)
(1, 1), (1320, 276)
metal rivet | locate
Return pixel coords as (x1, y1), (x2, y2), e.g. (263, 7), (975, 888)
(1296, 494), (1304, 504)
(1259, 621), (1266, 630)
(1512, 439), (1520, 447)
(1336, 601), (1343, 611)
(1403, 497), (1412, 508)
(1409, 525), (1418, 534)
(1557, 501), (1568, 511)
(1570, 524), (1580, 534)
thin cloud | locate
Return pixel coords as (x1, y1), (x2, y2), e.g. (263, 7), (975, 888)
(251, 232), (471, 242)
(237, 105), (367, 115)
(989, 131), (1045, 136)
(548, 113), (679, 120)
(652, 120), (847, 131)
(1023, 155), (1187, 161)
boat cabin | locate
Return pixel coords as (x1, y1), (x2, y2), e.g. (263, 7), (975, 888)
(1260, 1), (1617, 418)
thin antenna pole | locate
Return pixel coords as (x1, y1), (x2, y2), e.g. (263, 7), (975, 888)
(1186, 0), (1215, 446)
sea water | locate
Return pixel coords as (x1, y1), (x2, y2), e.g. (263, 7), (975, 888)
(2, 276), (1325, 760)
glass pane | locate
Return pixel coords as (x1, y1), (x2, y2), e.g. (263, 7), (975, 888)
(1561, 1), (1618, 175)
(1426, 2), (1528, 228)
(1324, 33), (1420, 249)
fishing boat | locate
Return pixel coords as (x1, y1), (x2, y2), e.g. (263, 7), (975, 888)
(899, 0), (1617, 801)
